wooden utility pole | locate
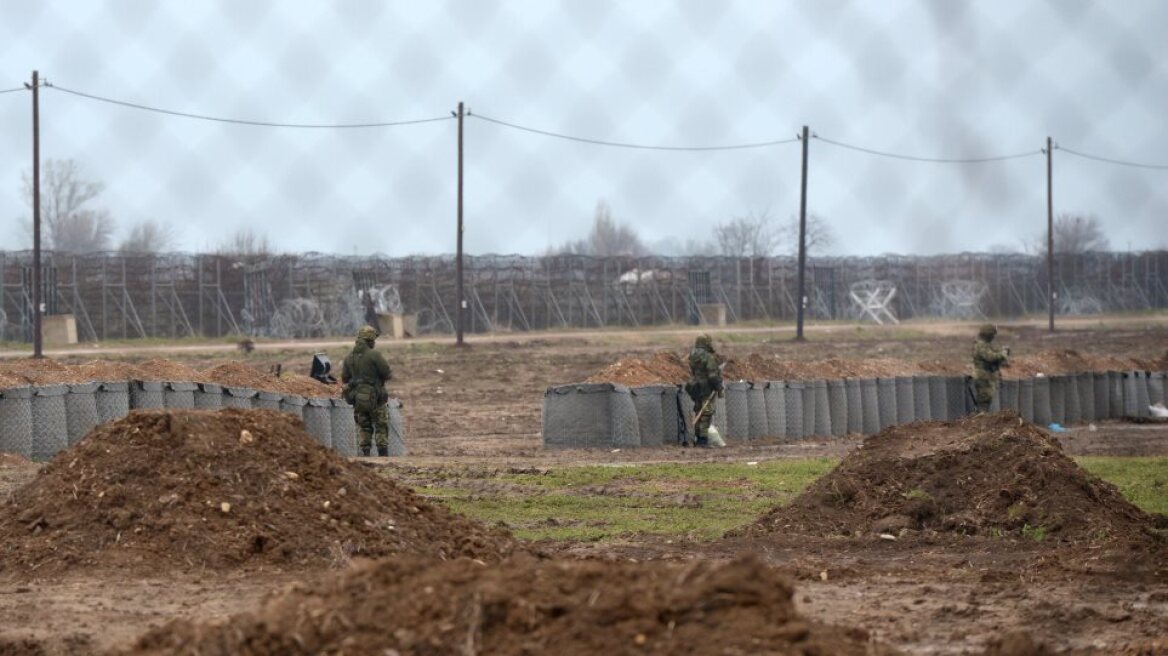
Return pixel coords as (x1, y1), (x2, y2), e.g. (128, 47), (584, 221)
(1046, 136), (1055, 332)
(795, 125), (809, 341)
(30, 70), (43, 358)
(455, 101), (466, 346)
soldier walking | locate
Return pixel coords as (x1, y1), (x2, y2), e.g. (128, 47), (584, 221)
(341, 325), (393, 456)
(686, 334), (724, 448)
(971, 323), (1009, 413)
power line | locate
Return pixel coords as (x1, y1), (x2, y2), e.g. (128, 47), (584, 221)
(47, 84), (454, 129)
(472, 113), (800, 151)
(814, 134), (1041, 163)
(0, 86), (27, 95)
(1057, 145), (1168, 170)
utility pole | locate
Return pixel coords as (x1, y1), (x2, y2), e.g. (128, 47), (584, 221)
(455, 101), (466, 346)
(1046, 136), (1055, 332)
(795, 125), (809, 341)
(29, 70), (43, 358)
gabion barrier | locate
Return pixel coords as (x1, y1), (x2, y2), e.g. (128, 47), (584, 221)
(0, 386), (34, 459)
(747, 382), (769, 441)
(764, 382), (786, 439)
(723, 382), (750, 442)
(912, 376), (932, 422)
(895, 377), (915, 425)
(130, 381), (165, 409)
(827, 379), (847, 437)
(329, 399), (356, 457)
(811, 379), (831, 437)
(95, 381), (130, 422)
(1150, 372), (1166, 406)
(1076, 373), (1095, 422)
(223, 386), (257, 410)
(1064, 375), (1083, 425)
(195, 383), (224, 409)
(303, 397), (333, 449)
(799, 381), (815, 437)
(31, 384), (68, 462)
(631, 386), (667, 446)
(64, 383), (100, 446)
(542, 383), (639, 449)
(1032, 376), (1053, 426)
(928, 376), (948, 421)
(859, 378), (880, 435)
(163, 381), (197, 409)
(946, 377), (969, 420)
(1132, 370), (1151, 418)
(256, 391), (283, 411)
(1091, 372), (1109, 419)
(280, 394), (306, 420)
(1018, 378), (1035, 423)
(1106, 371), (1124, 418)
(844, 378), (862, 434)
(387, 398), (408, 456)
(877, 377), (897, 430)
(1049, 376), (1067, 424)
(785, 381), (805, 439)
(999, 379), (1019, 414)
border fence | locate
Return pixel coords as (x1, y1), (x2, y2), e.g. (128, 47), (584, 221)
(2, 249), (1166, 342)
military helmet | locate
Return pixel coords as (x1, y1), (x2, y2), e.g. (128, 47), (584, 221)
(357, 325), (379, 341)
(694, 333), (714, 351)
(977, 323), (997, 340)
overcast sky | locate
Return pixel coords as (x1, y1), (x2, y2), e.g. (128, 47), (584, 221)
(2, 0), (1166, 257)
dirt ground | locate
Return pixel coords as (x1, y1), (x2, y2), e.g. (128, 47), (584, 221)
(0, 320), (1166, 654)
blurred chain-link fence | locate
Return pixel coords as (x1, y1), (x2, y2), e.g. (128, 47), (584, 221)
(1, 2), (1166, 341)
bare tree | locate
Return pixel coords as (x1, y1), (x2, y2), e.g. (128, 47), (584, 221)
(784, 213), (836, 256)
(119, 219), (177, 254)
(219, 228), (273, 256)
(714, 210), (780, 257)
(1030, 213), (1110, 255)
(21, 159), (115, 252)
(556, 201), (647, 256)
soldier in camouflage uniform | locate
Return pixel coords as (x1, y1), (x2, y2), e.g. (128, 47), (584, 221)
(341, 325), (393, 456)
(971, 323), (1009, 413)
(686, 334), (723, 448)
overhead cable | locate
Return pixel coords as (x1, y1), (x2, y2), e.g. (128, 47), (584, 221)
(48, 84), (453, 129)
(472, 113), (800, 151)
(814, 135), (1041, 163)
(1057, 145), (1168, 170)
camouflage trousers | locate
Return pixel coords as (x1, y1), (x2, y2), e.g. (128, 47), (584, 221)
(354, 403), (389, 448)
(692, 393), (717, 440)
(972, 377), (997, 413)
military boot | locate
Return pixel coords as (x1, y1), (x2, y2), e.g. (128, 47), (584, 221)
(377, 445), (389, 457)
(695, 436), (710, 448)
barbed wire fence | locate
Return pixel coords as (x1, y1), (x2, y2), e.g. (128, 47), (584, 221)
(2, 3), (1167, 345)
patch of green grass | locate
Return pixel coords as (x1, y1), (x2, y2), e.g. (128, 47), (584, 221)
(408, 459), (837, 542)
(904, 488), (932, 501)
(1075, 457), (1168, 516)
(1021, 523), (1047, 542)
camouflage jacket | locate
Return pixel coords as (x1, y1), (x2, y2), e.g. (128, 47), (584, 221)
(688, 346), (723, 396)
(342, 339), (392, 391)
(971, 339), (1007, 381)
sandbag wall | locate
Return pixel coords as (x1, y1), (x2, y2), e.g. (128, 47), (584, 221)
(541, 371), (1167, 449)
(0, 380), (407, 461)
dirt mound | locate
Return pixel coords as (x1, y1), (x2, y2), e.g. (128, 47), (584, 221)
(1006, 348), (1144, 378)
(0, 409), (514, 576)
(585, 351), (689, 386)
(737, 412), (1164, 544)
(198, 361), (337, 397)
(127, 554), (897, 656)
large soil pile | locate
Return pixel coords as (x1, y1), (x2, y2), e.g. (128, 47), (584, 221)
(0, 358), (338, 397)
(0, 409), (514, 576)
(736, 412), (1165, 544)
(127, 554), (898, 656)
(586, 349), (1168, 385)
